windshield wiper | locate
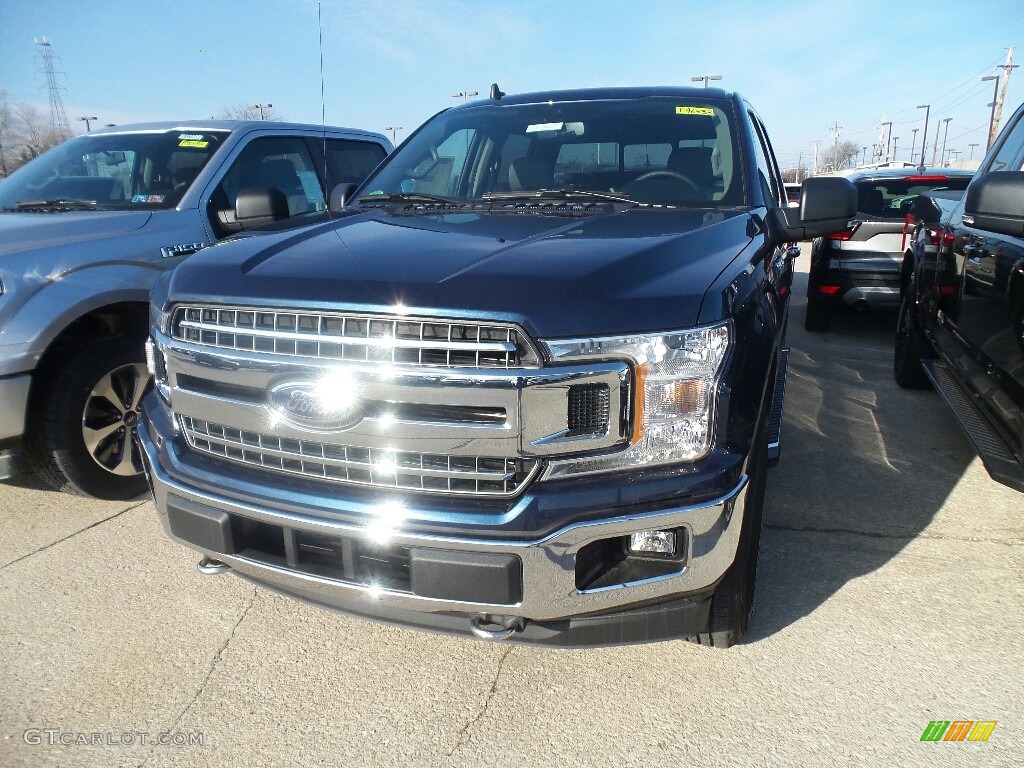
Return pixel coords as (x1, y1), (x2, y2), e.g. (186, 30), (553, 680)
(482, 189), (638, 205)
(356, 192), (458, 205)
(15, 198), (100, 211)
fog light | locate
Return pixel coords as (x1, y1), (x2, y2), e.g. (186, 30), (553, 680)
(629, 530), (676, 556)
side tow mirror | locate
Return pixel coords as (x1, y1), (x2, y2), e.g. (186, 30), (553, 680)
(330, 182), (358, 211)
(964, 171), (1024, 236)
(771, 176), (857, 241)
(218, 186), (290, 233)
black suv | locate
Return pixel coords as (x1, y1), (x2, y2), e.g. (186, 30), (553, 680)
(806, 167), (972, 331)
(895, 101), (1024, 492)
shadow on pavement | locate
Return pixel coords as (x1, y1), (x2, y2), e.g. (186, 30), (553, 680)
(746, 270), (976, 641)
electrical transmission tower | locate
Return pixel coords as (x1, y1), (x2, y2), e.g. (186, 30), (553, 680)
(35, 37), (70, 134)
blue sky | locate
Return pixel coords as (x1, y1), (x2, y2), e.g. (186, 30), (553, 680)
(1, 0), (1021, 168)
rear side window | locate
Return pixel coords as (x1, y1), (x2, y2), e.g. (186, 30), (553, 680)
(854, 176), (971, 218)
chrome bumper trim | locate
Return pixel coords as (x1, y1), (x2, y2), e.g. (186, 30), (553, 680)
(140, 419), (746, 622)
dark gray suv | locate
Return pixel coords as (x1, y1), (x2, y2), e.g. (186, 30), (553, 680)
(805, 167), (972, 331)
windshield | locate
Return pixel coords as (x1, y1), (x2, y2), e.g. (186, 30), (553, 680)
(0, 129), (229, 211)
(361, 97), (744, 207)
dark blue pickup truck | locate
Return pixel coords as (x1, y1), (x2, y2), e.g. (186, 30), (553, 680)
(139, 87), (855, 646)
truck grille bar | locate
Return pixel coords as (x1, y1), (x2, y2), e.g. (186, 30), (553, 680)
(171, 306), (536, 368)
(180, 417), (539, 497)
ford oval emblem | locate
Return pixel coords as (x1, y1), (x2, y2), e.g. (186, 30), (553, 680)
(268, 378), (363, 432)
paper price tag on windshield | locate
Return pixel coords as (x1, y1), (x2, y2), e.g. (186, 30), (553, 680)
(676, 107), (714, 116)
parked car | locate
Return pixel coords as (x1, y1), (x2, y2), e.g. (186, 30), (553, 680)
(805, 167), (973, 331)
(139, 85), (855, 646)
(0, 121), (392, 498)
(894, 102), (1024, 492)
(784, 181), (802, 207)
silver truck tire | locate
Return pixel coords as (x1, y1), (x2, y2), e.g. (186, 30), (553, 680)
(26, 336), (151, 499)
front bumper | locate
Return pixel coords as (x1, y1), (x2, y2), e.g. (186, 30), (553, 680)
(809, 248), (902, 310)
(139, 401), (748, 646)
(0, 374), (31, 480)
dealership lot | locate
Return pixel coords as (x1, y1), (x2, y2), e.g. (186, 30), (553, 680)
(1, 258), (1022, 768)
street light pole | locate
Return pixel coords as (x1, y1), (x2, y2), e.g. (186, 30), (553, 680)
(452, 90), (478, 103)
(78, 116), (98, 132)
(881, 121), (892, 161)
(891, 136), (898, 161)
(968, 142), (979, 160)
(690, 75), (722, 88)
(384, 126), (402, 144)
(939, 117), (953, 167)
(982, 75), (1000, 149)
(249, 103), (272, 120)
(917, 104), (930, 172)
(910, 128), (919, 162)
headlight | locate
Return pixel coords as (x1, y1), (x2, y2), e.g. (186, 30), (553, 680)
(542, 322), (730, 477)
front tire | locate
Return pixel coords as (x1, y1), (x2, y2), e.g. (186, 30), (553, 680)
(26, 336), (151, 499)
(893, 284), (933, 389)
(688, 390), (769, 647)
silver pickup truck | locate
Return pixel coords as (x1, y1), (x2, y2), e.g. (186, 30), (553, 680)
(0, 120), (391, 498)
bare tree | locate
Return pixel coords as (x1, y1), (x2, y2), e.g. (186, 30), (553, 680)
(218, 103), (286, 121)
(821, 139), (860, 172)
(0, 97), (72, 177)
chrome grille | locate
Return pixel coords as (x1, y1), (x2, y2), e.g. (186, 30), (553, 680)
(171, 306), (536, 368)
(181, 417), (537, 497)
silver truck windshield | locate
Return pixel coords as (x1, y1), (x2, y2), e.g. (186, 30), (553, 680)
(361, 97), (743, 207)
(0, 129), (229, 211)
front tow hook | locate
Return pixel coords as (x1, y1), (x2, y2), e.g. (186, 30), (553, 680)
(470, 614), (524, 640)
(197, 557), (230, 575)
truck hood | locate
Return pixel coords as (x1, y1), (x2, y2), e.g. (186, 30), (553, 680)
(169, 207), (752, 338)
(0, 210), (152, 257)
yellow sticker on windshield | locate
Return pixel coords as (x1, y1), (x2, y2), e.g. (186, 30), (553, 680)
(179, 139), (208, 148)
(676, 106), (714, 115)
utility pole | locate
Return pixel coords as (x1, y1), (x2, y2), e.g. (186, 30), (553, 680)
(983, 75), (1000, 150)
(990, 47), (1018, 145)
(78, 116), (97, 132)
(830, 122), (841, 170)
(34, 38), (70, 134)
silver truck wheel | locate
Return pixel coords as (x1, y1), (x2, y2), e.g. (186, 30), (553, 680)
(82, 363), (149, 476)
(26, 336), (151, 499)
